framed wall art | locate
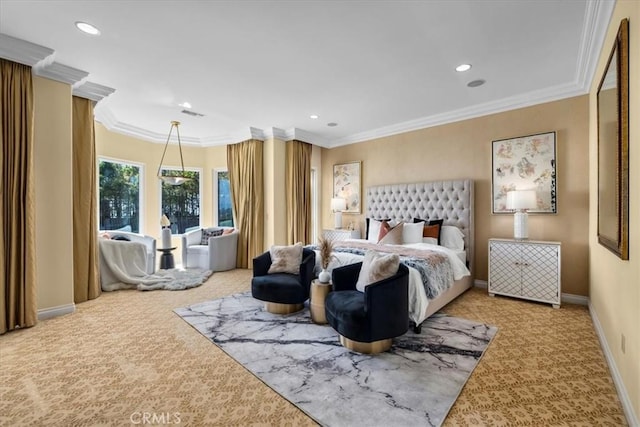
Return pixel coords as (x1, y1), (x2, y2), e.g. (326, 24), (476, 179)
(492, 131), (557, 214)
(333, 161), (361, 213)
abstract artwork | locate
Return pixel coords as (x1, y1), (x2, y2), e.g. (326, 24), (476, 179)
(333, 161), (361, 213)
(492, 131), (557, 213)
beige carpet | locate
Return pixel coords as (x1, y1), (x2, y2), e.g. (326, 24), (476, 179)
(0, 269), (627, 426)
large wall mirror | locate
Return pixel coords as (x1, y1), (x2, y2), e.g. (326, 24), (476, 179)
(597, 18), (629, 260)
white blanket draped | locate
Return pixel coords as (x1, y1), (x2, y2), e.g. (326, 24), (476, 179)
(99, 240), (211, 291)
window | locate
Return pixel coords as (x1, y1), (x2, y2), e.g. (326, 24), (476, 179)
(99, 159), (142, 232)
(160, 169), (201, 234)
(214, 169), (234, 227)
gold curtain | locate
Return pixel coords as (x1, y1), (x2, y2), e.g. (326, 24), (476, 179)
(285, 140), (311, 244)
(72, 96), (100, 303)
(0, 59), (37, 334)
(227, 139), (264, 268)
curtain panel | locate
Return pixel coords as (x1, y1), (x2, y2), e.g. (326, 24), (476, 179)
(227, 139), (264, 268)
(285, 140), (311, 245)
(0, 59), (37, 334)
(72, 96), (100, 303)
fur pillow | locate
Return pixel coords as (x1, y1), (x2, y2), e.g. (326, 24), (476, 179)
(355, 250), (400, 292)
(268, 243), (303, 274)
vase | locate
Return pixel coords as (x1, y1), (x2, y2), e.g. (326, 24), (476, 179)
(318, 269), (331, 284)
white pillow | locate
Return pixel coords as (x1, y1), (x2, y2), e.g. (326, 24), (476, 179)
(367, 219), (383, 243)
(355, 250), (400, 292)
(421, 237), (438, 245)
(402, 221), (424, 244)
(440, 226), (465, 251)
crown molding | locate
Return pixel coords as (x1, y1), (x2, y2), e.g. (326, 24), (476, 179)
(263, 127), (289, 141)
(94, 112), (202, 146)
(290, 128), (331, 147)
(331, 80), (585, 148)
(0, 33), (54, 66)
(574, 0), (615, 92)
(73, 81), (116, 103)
(33, 61), (89, 86)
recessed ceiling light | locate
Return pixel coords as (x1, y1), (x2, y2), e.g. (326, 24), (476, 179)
(75, 21), (100, 36)
(467, 79), (486, 88)
(327, 122), (338, 127)
(179, 102), (192, 109)
(456, 64), (472, 72)
(310, 114), (319, 119)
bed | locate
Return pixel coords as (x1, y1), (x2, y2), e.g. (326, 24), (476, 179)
(315, 179), (474, 330)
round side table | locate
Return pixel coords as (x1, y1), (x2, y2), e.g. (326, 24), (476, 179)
(157, 247), (177, 270)
(310, 279), (332, 324)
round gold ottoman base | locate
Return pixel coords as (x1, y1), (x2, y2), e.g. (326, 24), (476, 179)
(264, 302), (304, 315)
(339, 335), (392, 354)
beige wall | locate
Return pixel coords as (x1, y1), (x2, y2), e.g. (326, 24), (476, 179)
(321, 95), (590, 296)
(95, 124), (227, 265)
(33, 76), (74, 311)
(263, 138), (287, 248)
(589, 0), (639, 420)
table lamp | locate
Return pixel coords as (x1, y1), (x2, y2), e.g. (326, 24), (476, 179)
(506, 190), (537, 239)
(330, 197), (347, 229)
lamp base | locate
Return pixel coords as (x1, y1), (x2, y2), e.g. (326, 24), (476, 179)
(513, 211), (528, 239)
(334, 211), (343, 229)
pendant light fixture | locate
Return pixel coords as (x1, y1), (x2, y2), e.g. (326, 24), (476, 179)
(157, 120), (191, 185)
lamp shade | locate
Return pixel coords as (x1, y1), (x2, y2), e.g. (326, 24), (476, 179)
(506, 190), (537, 211)
(330, 197), (347, 212)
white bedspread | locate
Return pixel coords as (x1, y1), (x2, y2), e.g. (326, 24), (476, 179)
(314, 240), (470, 325)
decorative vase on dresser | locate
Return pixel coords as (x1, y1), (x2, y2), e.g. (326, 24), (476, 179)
(488, 238), (561, 308)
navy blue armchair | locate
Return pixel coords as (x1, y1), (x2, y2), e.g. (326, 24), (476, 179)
(325, 262), (409, 353)
(251, 248), (315, 314)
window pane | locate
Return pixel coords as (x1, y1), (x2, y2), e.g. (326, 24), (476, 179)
(99, 160), (140, 232)
(161, 169), (200, 234)
(217, 171), (233, 227)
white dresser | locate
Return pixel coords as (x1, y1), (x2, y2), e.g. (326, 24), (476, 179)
(488, 238), (561, 308)
(322, 229), (361, 241)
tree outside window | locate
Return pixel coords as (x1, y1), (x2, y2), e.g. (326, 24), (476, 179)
(99, 160), (140, 232)
(216, 170), (234, 227)
(161, 169), (200, 234)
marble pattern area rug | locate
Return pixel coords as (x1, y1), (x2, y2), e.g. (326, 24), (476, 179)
(175, 292), (497, 427)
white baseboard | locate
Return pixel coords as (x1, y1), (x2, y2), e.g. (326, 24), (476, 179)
(37, 303), (75, 321)
(561, 293), (588, 305)
(589, 302), (638, 427)
(474, 279), (487, 288)
(474, 280), (588, 306)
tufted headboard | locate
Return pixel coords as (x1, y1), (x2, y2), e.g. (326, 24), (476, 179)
(366, 179), (475, 275)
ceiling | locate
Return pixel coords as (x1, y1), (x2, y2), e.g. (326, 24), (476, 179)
(0, 1), (613, 148)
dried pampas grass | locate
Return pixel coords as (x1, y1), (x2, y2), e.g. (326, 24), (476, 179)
(318, 236), (335, 269)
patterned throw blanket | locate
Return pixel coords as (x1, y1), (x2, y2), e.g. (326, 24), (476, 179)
(310, 241), (454, 299)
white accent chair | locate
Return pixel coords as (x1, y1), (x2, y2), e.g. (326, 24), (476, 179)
(99, 226), (157, 274)
(181, 227), (238, 271)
